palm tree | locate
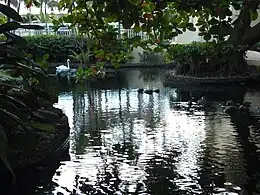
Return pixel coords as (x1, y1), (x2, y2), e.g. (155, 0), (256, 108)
(21, 13), (39, 23)
(39, 0), (58, 33)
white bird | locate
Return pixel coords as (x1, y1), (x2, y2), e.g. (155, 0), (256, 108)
(56, 59), (71, 75)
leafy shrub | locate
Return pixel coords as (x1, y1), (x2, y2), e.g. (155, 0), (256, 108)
(0, 3), (54, 178)
(22, 35), (131, 66)
(165, 41), (213, 64)
(139, 51), (165, 65)
(24, 35), (88, 63)
(165, 41), (229, 75)
(251, 42), (260, 52)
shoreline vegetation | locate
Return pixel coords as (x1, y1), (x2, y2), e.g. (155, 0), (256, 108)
(0, 70), (70, 178)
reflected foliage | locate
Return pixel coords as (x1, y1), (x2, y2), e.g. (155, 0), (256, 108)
(44, 71), (260, 195)
(139, 69), (162, 82)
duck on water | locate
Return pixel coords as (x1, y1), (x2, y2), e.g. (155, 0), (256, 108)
(137, 88), (160, 94)
(224, 101), (260, 115)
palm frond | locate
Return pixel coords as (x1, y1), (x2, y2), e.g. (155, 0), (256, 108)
(0, 107), (30, 131)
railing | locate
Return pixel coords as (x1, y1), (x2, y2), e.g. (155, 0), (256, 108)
(14, 28), (75, 36)
(14, 23), (149, 40)
(14, 24), (178, 42)
(123, 29), (148, 40)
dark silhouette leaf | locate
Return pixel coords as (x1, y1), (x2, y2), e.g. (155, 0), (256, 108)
(14, 62), (46, 76)
(0, 3), (23, 22)
(20, 24), (44, 30)
(0, 22), (21, 33)
(4, 32), (28, 47)
(0, 94), (34, 114)
(0, 124), (15, 178)
(0, 83), (29, 93)
(0, 107), (29, 130)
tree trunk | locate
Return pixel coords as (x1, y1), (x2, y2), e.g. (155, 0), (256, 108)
(225, 3), (259, 75)
(44, 2), (48, 34)
(17, 0), (21, 14)
(227, 51), (248, 76)
(7, 0), (11, 22)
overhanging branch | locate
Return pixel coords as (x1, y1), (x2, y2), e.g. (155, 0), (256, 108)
(249, 0), (260, 9)
(242, 21), (260, 47)
(228, 4), (251, 44)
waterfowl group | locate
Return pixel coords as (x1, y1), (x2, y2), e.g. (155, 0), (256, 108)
(223, 100), (260, 115)
(197, 96), (211, 107)
(137, 88), (160, 95)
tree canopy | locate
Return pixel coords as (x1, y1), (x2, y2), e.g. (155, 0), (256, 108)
(25, 0), (260, 75)
(54, 0), (260, 44)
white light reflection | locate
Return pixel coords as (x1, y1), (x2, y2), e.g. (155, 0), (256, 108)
(165, 110), (206, 185)
(54, 93), (74, 129)
(51, 89), (208, 194)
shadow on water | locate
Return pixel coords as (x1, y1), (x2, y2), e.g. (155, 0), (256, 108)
(0, 146), (70, 195)
(3, 68), (260, 194)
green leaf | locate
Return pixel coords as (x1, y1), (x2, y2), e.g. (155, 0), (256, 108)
(128, 0), (141, 5)
(179, 22), (187, 28)
(4, 32), (28, 47)
(31, 123), (55, 132)
(203, 34), (211, 41)
(0, 124), (14, 177)
(0, 22), (21, 33)
(208, 18), (219, 25)
(0, 108), (28, 131)
(187, 26), (196, 31)
(13, 61), (45, 76)
(0, 4), (23, 22)
(133, 25), (142, 33)
(154, 46), (163, 53)
(94, 49), (104, 58)
(250, 9), (258, 21)
(0, 94), (33, 115)
(43, 53), (49, 61)
(168, 31), (179, 38)
(0, 83), (29, 94)
(20, 24), (44, 30)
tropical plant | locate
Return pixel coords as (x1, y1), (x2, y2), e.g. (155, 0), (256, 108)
(139, 51), (164, 65)
(21, 13), (39, 23)
(0, 3), (52, 178)
(50, 0), (260, 76)
(25, 35), (88, 63)
(68, 37), (94, 67)
(0, 13), (7, 24)
(52, 7), (134, 71)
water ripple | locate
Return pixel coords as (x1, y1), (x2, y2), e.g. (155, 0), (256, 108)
(47, 85), (260, 195)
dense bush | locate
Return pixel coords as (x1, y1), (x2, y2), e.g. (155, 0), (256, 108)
(24, 35), (88, 63)
(19, 35), (260, 68)
(23, 35), (130, 65)
(139, 51), (165, 65)
(167, 41), (259, 64)
(165, 41), (222, 75)
(165, 41), (214, 63)
(251, 42), (260, 52)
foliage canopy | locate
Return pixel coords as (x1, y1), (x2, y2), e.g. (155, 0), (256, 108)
(20, 0), (260, 75)
(0, 2), (56, 177)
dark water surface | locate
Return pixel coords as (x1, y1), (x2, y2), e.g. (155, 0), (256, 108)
(14, 70), (260, 194)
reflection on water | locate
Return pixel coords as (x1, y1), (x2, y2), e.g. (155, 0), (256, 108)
(45, 70), (260, 194)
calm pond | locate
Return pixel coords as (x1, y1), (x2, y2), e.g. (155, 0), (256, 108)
(12, 69), (260, 194)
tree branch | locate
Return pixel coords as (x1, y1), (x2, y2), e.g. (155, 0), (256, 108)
(242, 21), (260, 48)
(228, 4), (251, 44)
(241, 0), (260, 48)
(248, 0), (260, 9)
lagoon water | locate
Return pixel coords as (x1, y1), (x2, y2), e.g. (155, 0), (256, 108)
(11, 69), (260, 194)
